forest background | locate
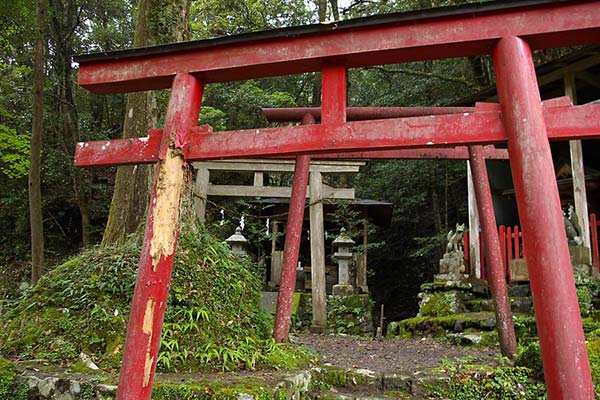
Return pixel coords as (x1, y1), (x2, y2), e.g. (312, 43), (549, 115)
(0, 0), (568, 320)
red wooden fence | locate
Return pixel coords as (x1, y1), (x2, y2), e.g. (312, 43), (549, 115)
(463, 213), (600, 281)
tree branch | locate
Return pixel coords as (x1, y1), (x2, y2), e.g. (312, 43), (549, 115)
(367, 66), (482, 90)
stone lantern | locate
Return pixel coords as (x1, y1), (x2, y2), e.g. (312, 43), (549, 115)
(332, 228), (355, 296)
(226, 227), (248, 256)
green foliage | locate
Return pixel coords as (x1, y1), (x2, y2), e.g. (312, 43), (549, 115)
(153, 378), (278, 400)
(190, 0), (312, 39)
(0, 356), (26, 400)
(588, 337), (600, 398)
(431, 359), (546, 400)
(198, 106), (228, 131)
(0, 222), (312, 372)
(0, 356), (16, 400)
(516, 341), (544, 381)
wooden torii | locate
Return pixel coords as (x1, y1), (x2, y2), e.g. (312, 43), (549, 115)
(74, 1), (600, 399)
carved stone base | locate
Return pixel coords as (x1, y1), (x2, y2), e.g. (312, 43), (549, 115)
(438, 251), (466, 281)
(332, 284), (355, 296)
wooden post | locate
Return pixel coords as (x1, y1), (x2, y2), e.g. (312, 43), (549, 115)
(194, 167), (209, 224)
(310, 170), (327, 332)
(271, 222), (279, 255)
(565, 72), (591, 256)
(254, 172), (264, 187)
(117, 73), (203, 400)
(357, 220), (369, 292)
(467, 161), (481, 279)
(493, 36), (593, 399)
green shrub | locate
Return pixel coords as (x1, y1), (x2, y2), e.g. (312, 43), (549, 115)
(431, 360), (546, 400)
(0, 221), (311, 373)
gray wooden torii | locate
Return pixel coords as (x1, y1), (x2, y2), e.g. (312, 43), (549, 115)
(192, 158), (366, 330)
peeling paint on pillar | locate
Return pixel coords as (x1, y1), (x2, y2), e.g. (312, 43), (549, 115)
(149, 150), (186, 270)
(142, 299), (155, 387)
(116, 73), (203, 400)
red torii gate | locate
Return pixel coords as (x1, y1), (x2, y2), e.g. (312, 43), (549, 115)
(73, 1), (600, 399)
(260, 106), (518, 358)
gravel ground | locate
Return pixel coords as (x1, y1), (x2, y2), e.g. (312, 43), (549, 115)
(299, 334), (498, 375)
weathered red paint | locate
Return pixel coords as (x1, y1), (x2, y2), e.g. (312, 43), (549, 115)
(321, 65), (347, 124)
(272, 115), (314, 343)
(77, 1), (600, 94)
(262, 106), (474, 122)
(468, 145), (517, 359)
(74, 103), (600, 167)
(592, 213), (599, 270)
(493, 36), (593, 399)
(116, 74), (203, 400)
(303, 147), (508, 161)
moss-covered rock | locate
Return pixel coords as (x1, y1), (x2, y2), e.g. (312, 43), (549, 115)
(327, 294), (374, 335)
(294, 293), (374, 335)
(0, 224), (311, 373)
(398, 312), (497, 338)
(419, 291), (466, 317)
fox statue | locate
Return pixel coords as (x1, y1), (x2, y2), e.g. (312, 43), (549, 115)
(446, 223), (466, 254)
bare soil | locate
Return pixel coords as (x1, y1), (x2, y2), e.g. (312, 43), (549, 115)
(298, 334), (498, 375)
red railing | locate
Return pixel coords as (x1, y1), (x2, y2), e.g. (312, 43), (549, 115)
(591, 213), (600, 270)
(465, 214), (600, 281)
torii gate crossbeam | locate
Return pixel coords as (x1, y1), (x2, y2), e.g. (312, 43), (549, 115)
(73, 1), (600, 399)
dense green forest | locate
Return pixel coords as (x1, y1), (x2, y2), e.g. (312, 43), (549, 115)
(0, 0), (568, 318)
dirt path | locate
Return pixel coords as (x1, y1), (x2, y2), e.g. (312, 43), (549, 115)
(299, 334), (498, 375)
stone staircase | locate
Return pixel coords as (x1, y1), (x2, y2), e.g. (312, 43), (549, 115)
(386, 279), (537, 345)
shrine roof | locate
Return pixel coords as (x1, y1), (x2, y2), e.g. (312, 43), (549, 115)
(74, 0), (567, 64)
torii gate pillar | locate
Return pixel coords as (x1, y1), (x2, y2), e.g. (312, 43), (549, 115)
(468, 145), (517, 359)
(116, 73), (203, 400)
(493, 36), (593, 398)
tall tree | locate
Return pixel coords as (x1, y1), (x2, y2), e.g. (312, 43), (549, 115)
(102, 0), (192, 244)
(46, 0), (93, 246)
(30, 0), (45, 284)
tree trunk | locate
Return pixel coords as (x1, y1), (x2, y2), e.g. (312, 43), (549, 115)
(102, 0), (192, 245)
(47, 0), (92, 246)
(30, 0), (45, 285)
(329, 0), (339, 21)
(311, 0), (328, 107)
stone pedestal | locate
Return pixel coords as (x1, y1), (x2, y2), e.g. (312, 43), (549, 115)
(332, 284), (355, 296)
(436, 251), (467, 282)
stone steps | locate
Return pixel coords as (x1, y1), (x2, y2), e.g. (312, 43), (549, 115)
(309, 366), (447, 399)
(386, 280), (537, 345)
(464, 297), (533, 314)
(9, 364), (445, 400)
